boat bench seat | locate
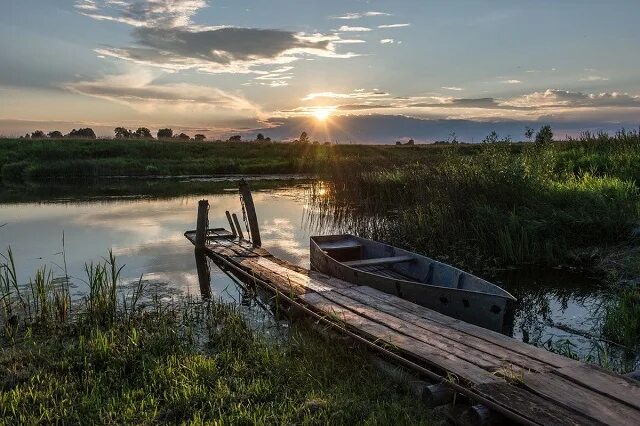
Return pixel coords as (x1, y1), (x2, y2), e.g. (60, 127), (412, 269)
(318, 241), (363, 250)
(343, 255), (415, 268)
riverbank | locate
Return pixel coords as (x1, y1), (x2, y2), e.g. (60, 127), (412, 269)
(0, 138), (454, 181)
(0, 252), (437, 425)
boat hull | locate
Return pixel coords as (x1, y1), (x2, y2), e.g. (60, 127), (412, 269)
(311, 235), (515, 333)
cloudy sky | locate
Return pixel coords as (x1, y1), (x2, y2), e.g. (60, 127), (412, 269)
(1, 0), (639, 142)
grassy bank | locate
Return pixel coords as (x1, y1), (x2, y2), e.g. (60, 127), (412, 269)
(0, 138), (456, 182)
(0, 251), (436, 425)
(311, 129), (640, 270)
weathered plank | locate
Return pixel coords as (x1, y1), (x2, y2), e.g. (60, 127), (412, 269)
(333, 286), (549, 373)
(317, 288), (518, 371)
(522, 371), (640, 425)
(354, 285), (574, 368)
(233, 257), (352, 294)
(552, 364), (640, 410)
(474, 382), (595, 426)
(300, 291), (501, 386)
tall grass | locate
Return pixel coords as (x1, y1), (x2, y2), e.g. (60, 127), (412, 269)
(0, 251), (436, 424)
(309, 132), (640, 270)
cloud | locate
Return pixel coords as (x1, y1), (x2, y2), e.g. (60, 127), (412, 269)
(332, 11), (391, 20)
(302, 89), (389, 101)
(77, 1), (357, 73)
(378, 23), (410, 28)
(75, 0), (208, 28)
(337, 26), (372, 32)
(502, 79), (522, 84)
(442, 87), (464, 91)
(506, 89), (640, 108)
(64, 70), (262, 116)
(580, 75), (610, 82)
(380, 39), (395, 44)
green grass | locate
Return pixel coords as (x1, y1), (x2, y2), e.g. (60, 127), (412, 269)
(0, 251), (437, 425)
(0, 138), (454, 182)
(602, 286), (640, 350)
(309, 130), (640, 271)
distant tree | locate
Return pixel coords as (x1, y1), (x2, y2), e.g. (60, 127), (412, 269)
(228, 135), (242, 142)
(134, 127), (153, 139)
(448, 132), (459, 144)
(299, 131), (309, 143)
(535, 125), (553, 145)
(157, 128), (173, 139)
(177, 133), (190, 141)
(406, 139), (415, 145)
(47, 130), (63, 139)
(256, 133), (265, 141)
(23, 133), (30, 139)
(395, 141), (402, 145)
(482, 131), (499, 144)
(114, 127), (132, 139)
(194, 134), (206, 141)
(67, 128), (96, 139)
(31, 130), (46, 139)
(265, 137), (271, 142)
(524, 126), (535, 142)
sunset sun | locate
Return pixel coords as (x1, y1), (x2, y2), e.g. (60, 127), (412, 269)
(312, 107), (332, 121)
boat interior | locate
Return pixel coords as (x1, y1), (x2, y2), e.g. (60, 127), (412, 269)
(313, 235), (508, 296)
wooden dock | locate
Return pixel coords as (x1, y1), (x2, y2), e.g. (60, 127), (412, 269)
(185, 190), (640, 425)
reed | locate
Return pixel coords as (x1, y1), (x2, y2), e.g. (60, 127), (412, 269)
(309, 132), (640, 270)
(0, 251), (437, 424)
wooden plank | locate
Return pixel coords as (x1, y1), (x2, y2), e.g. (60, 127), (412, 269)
(522, 371), (640, 426)
(343, 255), (414, 267)
(267, 257), (359, 290)
(300, 291), (501, 386)
(354, 285), (574, 368)
(474, 382), (596, 426)
(552, 365), (640, 410)
(300, 291), (597, 426)
(317, 289), (519, 371)
(333, 287), (549, 373)
(234, 257), (351, 294)
(232, 257), (307, 295)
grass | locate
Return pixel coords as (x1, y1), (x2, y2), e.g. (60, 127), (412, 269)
(0, 250), (437, 425)
(309, 129), (640, 271)
(0, 138), (454, 182)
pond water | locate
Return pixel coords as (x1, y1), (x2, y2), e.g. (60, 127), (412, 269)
(0, 178), (634, 367)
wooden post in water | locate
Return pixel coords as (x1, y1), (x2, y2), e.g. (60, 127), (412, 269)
(239, 179), (261, 247)
(195, 199), (209, 248)
(225, 211), (237, 238)
(232, 213), (244, 240)
(194, 249), (211, 299)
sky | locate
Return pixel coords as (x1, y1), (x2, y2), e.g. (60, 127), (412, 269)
(1, 0), (639, 142)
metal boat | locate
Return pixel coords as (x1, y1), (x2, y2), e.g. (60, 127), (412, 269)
(310, 234), (516, 332)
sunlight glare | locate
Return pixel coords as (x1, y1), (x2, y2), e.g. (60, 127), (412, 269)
(312, 107), (332, 121)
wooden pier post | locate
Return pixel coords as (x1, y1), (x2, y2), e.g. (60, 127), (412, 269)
(225, 211), (237, 238)
(232, 213), (244, 240)
(194, 249), (212, 299)
(239, 179), (261, 247)
(195, 199), (209, 248)
(423, 383), (455, 408)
